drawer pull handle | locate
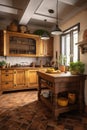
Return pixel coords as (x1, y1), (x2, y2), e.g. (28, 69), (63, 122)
(5, 74), (8, 76)
(5, 70), (8, 72)
(5, 82), (8, 84)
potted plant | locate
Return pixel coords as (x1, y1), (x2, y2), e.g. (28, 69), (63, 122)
(58, 55), (67, 72)
(33, 29), (50, 36)
(69, 61), (85, 75)
(0, 60), (7, 68)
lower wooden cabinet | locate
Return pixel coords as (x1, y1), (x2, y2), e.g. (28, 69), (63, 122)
(1, 69), (14, 91)
(28, 70), (38, 88)
(24, 69), (38, 89)
(0, 67), (48, 93)
(14, 69), (28, 90)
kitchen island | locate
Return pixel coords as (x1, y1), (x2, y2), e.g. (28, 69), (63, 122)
(37, 71), (87, 120)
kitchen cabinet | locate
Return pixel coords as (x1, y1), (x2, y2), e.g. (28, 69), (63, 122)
(0, 30), (39, 57)
(0, 30), (53, 57)
(1, 69), (14, 91)
(26, 68), (48, 89)
(37, 71), (87, 120)
(14, 69), (28, 90)
(37, 37), (53, 57)
(0, 67), (49, 93)
(28, 69), (38, 88)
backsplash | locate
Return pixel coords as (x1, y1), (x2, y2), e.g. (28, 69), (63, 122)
(0, 56), (51, 66)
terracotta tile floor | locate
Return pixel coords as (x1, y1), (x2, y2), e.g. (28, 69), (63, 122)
(0, 90), (38, 114)
(0, 90), (87, 130)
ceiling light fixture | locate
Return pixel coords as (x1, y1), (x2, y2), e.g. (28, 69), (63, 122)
(41, 19), (50, 40)
(51, 0), (62, 35)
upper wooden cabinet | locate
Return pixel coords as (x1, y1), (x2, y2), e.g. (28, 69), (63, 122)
(0, 30), (53, 57)
(0, 30), (39, 57)
(37, 37), (53, 57)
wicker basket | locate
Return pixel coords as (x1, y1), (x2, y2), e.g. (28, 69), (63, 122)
(7, 24), (18, 32)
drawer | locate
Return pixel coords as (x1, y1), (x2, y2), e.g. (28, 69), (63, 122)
(1, 73), (13, 81)
(1, 82), (13, 90)
(1, 70), (13, 74)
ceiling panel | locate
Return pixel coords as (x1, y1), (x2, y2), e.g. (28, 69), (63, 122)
(0, 0), (87, 31)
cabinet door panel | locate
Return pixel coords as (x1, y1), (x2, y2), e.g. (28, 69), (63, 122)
(29, 70), (38, 88)
(38, 38), (53, 57)
(14, 70), (26, 88)
(29, 72), (37, 83)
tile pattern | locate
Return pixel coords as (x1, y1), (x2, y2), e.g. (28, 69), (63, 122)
(0, 90), (87, 130)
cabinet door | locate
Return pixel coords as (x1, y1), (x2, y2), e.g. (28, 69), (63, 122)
(28, 70), (38, 88)
(0, 30), (40, 57)
(14, 70), (27, 89)
(38, 37), (53, 57)
(0, 30), (9, 56)
(47, 37), (53, 56)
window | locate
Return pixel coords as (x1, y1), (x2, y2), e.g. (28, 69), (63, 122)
(60, 23), (80, 66)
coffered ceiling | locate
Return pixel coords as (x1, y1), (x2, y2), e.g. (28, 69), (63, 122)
(0, 0), (87, 30)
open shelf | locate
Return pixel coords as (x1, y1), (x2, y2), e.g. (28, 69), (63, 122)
(76, 41), (87, 54)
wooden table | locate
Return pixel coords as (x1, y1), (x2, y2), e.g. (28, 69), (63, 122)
(37, 71), (87, 120)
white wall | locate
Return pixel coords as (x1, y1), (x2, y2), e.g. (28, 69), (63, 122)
(0, 56), (49, 66)
(52, 35), (60, 61)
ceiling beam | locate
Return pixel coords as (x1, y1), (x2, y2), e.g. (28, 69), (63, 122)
(0, 0), (12, 6)
(59, 0), (78, 5)
(19, 0), (43, 25)
(0, 5), (18, 14)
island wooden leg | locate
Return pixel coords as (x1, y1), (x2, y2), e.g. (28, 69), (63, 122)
(79, 80), (85, 113)
(38, 76), (41, 101)
(52, 93), (59, 120)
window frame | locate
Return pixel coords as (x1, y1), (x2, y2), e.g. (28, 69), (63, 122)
(60, 23), (80, 65)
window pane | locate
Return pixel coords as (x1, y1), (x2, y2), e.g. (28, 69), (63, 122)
(66, 34), (70, 65)
(73, 30), (78, 62)
(61, 36), (65, 55)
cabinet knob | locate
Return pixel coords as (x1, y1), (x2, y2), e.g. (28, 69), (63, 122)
(14, 71), (16, 74)
(5, 82), (8, 84)
(5, 70), (9, 72)
(5, 74), (8, 76)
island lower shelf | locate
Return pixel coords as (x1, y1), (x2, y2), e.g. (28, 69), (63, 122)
(40, 95), (78, 114)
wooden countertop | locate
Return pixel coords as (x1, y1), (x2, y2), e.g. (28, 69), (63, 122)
(37, 70), (86, 77)
(0, 67), (49, 70)
(37, 71), (87, 82)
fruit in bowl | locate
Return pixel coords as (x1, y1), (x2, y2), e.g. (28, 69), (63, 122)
(46, 68), (61, 74)
(46, 68), (55, 73)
